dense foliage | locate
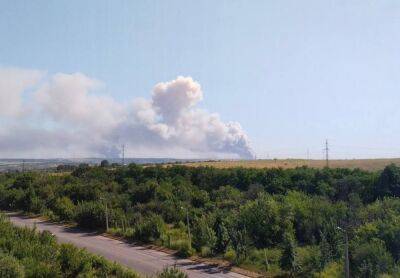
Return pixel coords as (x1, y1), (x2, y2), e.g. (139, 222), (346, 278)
(1, 163), (400, 276)
(0, 214), (138, 278)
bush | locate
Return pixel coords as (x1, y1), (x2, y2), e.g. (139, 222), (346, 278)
(75, 201), (105, 229)
(163, 228), (188, 251)
(58, 244), (92, 277)
(192, 216), (216, 252)
(213, 213), (231, 254)
(0, 254), (25, 278)
(238, 193), (290, 248)
(200, 246), (212, 257)
(280, 233), (300, 276)
(245, 248), (282, 274)
(351, 239), (394, 277)
(134, 214), (166, 242)
(297, 245), (323, 276)
(224, 248), (236, 262)
(52, 197), (76, 221)
(0, 213), (140, 277)
(158, 266), (188, 278)
(230, 225), (251, 264)
(176, 244), (194, 258)
(21, 257), (57, 277)
(317, 262), (343, 278)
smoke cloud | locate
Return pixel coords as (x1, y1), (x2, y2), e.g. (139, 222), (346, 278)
(0, 67), (254, 159)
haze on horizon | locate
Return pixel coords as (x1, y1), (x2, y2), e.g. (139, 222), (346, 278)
(1, 1), (400, 159)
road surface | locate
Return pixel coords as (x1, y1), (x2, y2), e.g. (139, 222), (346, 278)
(7, 213), (248, 278)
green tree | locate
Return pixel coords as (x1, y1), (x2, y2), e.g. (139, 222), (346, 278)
(351, 239), (393, 277)
(135, 214), (166, 242)
(213, 214), (230, 254)
(230, 224), (250, 264)
(375, 164), (400, 198)
(280, 233), (300, 277)
(192, 216), (216, 252)
(238, 193), (289, 247)
(75, 201), (106, 229)
(319, 230), (332, 267)
(53, 197), (76, 221)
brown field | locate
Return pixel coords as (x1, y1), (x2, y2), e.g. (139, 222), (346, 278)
(179, 158), (400, 171)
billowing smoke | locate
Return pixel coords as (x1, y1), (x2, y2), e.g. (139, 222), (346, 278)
(0, 67), (254, 159)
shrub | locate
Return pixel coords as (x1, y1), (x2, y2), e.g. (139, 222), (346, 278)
(297, 245), (323, 276)
(200, 246), (212, 257)
(158, 266), (188, 278)
(0, 255), (25, 278)
(134, 214), (166, 242)
(53, 197), (76, 221)
(245, 248), (282, 273)
(21, 257), (58, 277)
(317, 262), (343, 278)
(192, 216), (216, 252)
(213, 213), (230, 254)
(176, 244), (194, 258)
(75, 201), (105, 229)
(280, 233), (300, 276)
(58, 244), (92, 277)
(351, 239), (394, 277)
(230, 225), (251, 264)
(238, 193), (290, 248)
(224, 248), (236, 262)
(0, 213), (139, 278)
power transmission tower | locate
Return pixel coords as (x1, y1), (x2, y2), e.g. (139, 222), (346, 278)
(324, 139), (329, 168)
(121, 144), (125, 166)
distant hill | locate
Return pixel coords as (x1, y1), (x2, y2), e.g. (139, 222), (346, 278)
(0, 158), (204, 172)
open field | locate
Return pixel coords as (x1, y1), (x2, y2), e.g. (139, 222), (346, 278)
(180, 158), (400, 171)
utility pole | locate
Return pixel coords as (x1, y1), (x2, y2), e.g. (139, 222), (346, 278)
(337, 226), (350, 278)
(22, 159), (25, 173)
(186, 208), (191, 249)
(105, 201), (109, 231)
(344, 230), (350, 278)
(324, 139), (329, 168)
(182, 206), (191, 249)
(101, 197), (109, 231)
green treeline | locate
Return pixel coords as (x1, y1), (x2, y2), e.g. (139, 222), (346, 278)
(1, 163), (400, 276)
(0, 214), (138, 278)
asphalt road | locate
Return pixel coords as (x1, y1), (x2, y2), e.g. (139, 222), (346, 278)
(7, 214), (248, 278)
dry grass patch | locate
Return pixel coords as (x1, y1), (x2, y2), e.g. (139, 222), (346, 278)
(180, 158), (400, 171)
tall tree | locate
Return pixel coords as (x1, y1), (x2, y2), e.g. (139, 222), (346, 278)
(280, 233), (300, 277)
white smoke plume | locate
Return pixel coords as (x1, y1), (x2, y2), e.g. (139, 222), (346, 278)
(0, 67), (254, 159)
(0, 67), (44, 117)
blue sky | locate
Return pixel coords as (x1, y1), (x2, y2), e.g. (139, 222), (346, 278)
(1, 1), (400, 158)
